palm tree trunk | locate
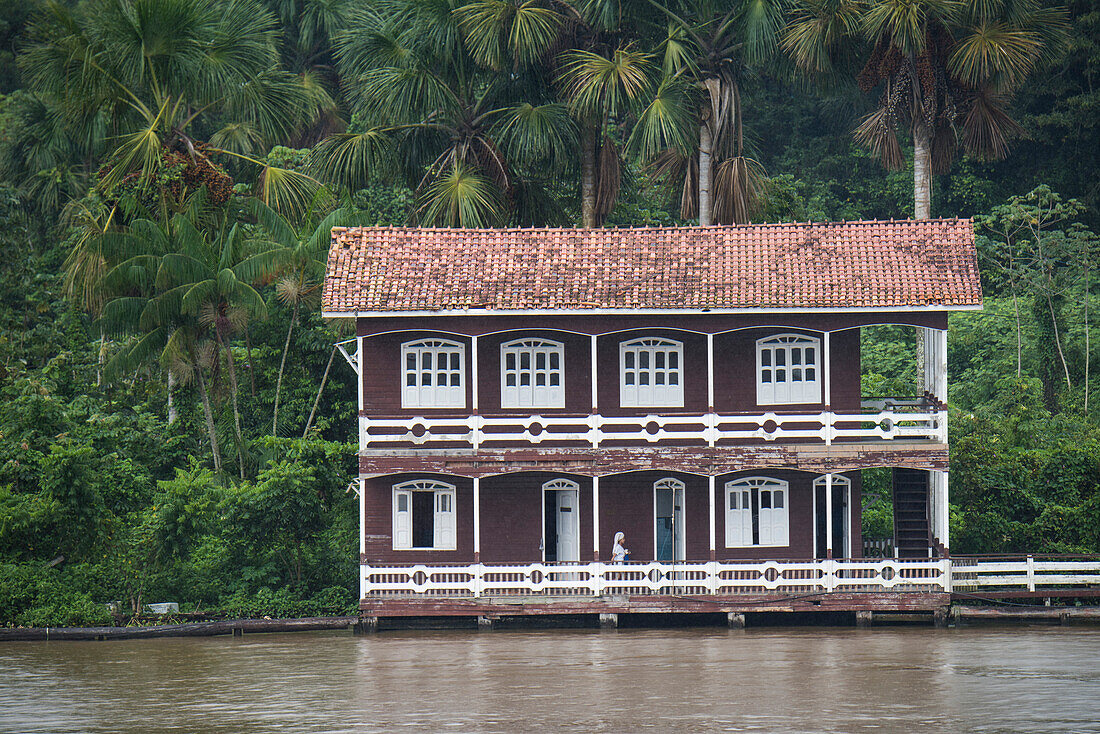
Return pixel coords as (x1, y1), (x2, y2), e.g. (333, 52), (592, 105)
(272, 301), (299, 435)
(193, 355), (223, 474)
(580, 126), (597, 228)
(167, 368), (178, 425)
(216, 329), (247, 479)
(303, 345), (337, 437)
(913, 124), (932, 219)
(244, 326), (256, 397)
(698, 120), (714, 226)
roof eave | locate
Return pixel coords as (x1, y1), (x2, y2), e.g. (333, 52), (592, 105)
(322, 303), (984, 319)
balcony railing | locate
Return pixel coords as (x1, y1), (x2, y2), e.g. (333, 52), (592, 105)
(359, 397), (946, 449)
(360, 556), (1100, 597)
(361, 559), (953, 596)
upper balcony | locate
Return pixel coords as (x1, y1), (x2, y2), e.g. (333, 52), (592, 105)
(358, 394), (946, 450)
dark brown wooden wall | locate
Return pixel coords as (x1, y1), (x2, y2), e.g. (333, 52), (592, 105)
(362, 470), (863, 564)
(361, 473), (475, 564)
(361, 324), (863, 416)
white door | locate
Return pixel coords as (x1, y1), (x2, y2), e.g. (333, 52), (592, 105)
(556, 490), (580, 562)
(394, 490), (412, 549)
(433, 490), (456, 550)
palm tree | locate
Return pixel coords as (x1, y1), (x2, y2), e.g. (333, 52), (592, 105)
(783, 0), (1069, 219)
(640, 0), (789, 225)
(243, 198), (359, 435)
(558, 47), (659, 227)
(19, 0), (322, 220)
(100, 215), (270, 477)
(313, 0), (576, 227)
(456, 0), (658, 227)
(98, 218), (225, 472)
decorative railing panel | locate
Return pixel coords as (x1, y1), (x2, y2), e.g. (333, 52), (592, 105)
(360, 559), (953, 597)
(359, 405), (947, 449)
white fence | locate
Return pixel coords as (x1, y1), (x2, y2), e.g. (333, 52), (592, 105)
(951, 556), (1100, 592)
(361, 559), (952, 597)
(360, 557), (1100, 597)
(359, 407), (947, 449)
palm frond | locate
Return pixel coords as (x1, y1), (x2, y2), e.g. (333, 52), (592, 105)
(558, 47), (656, 121)
(629, 76), (697, 160)
(417, 161), (504, 227)
(712, 155), (765, 224)
(456, 0), (564, 71)
(310, 130), (394, 190)
(491, 103), (577, 171)
(959, 89), (1024, 160)
(854, 106), (905, 169)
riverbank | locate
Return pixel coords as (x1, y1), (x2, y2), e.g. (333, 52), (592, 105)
(3, 603), (1100, 640)
(0, 616), (358, 641)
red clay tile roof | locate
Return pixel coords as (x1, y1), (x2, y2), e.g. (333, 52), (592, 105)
(322, 219), (982, 313)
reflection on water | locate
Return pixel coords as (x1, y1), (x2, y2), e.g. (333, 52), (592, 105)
(1, 627), (1099, 733)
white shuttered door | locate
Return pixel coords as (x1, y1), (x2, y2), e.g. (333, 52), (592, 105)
(393, 490), (412, 549)
(434, 490), (456, 550)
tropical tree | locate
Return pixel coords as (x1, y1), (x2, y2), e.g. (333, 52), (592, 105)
(98, 218), (226, 473)
(100, 215), (271, 477)
(19, 0), (322, 221)
(244, 198), (359, 435)
(640, 0), (789, 225)
(314, 0), (575, 226)
(456, 0), (658, 227)
(782, 0), (1070, 219)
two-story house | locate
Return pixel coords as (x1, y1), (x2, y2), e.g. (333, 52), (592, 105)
(322, 220), (982, 612)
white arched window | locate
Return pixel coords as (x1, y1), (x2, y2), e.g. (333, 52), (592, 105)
(756, 333), (821, 405)
(501, 339), (565, 408)
(401, 339), (465, 409)
(724, 477), (789, 548)
(620, 338), (684, 407)
(392, 480), (456, 550)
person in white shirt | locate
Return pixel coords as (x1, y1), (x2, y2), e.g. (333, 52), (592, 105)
(611, 532), (629, 563)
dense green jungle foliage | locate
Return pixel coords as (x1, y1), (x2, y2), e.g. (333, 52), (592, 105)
(0, 0), (1098, 625)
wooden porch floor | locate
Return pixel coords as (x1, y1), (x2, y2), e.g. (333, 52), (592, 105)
(360, 591), (951, 618)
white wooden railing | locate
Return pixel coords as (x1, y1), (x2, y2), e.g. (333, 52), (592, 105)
(361, 559), (953, 596)
(359, 406), (947, 449)
(360, 557), (1100, 597)
(951, 556), (1100, 592)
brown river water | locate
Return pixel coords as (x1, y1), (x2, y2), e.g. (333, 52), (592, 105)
(1, 626), (1098, 733)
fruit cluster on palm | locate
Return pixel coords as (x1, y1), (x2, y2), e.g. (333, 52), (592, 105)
(783, 0), (1069, 218)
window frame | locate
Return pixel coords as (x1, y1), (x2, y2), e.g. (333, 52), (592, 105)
(756, 333), (822, 406)
(392, 480), (457, 551)
(500, 338), (566, 409)
(401, 339), (465, 409)
(653, 477), (687, 562)
(724, 477), (790, 548)
(813, 474), (852, 559)
(619, 337), (685, 408)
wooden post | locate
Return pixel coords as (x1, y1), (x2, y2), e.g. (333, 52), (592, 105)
(471, 334), (479, 414)
(592, 476), (601, 561)
(707, 333), (715, 411)
(822, 331), (831, 408)
(708, 475), (716, 561)
(825, 473), (834, 560)
(590, 334), (598, 413)
(359, 477), (366, 601)
(473, 476), (481, 563)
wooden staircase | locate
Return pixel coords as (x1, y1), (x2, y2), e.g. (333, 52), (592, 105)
(893, 468), (931, 558)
